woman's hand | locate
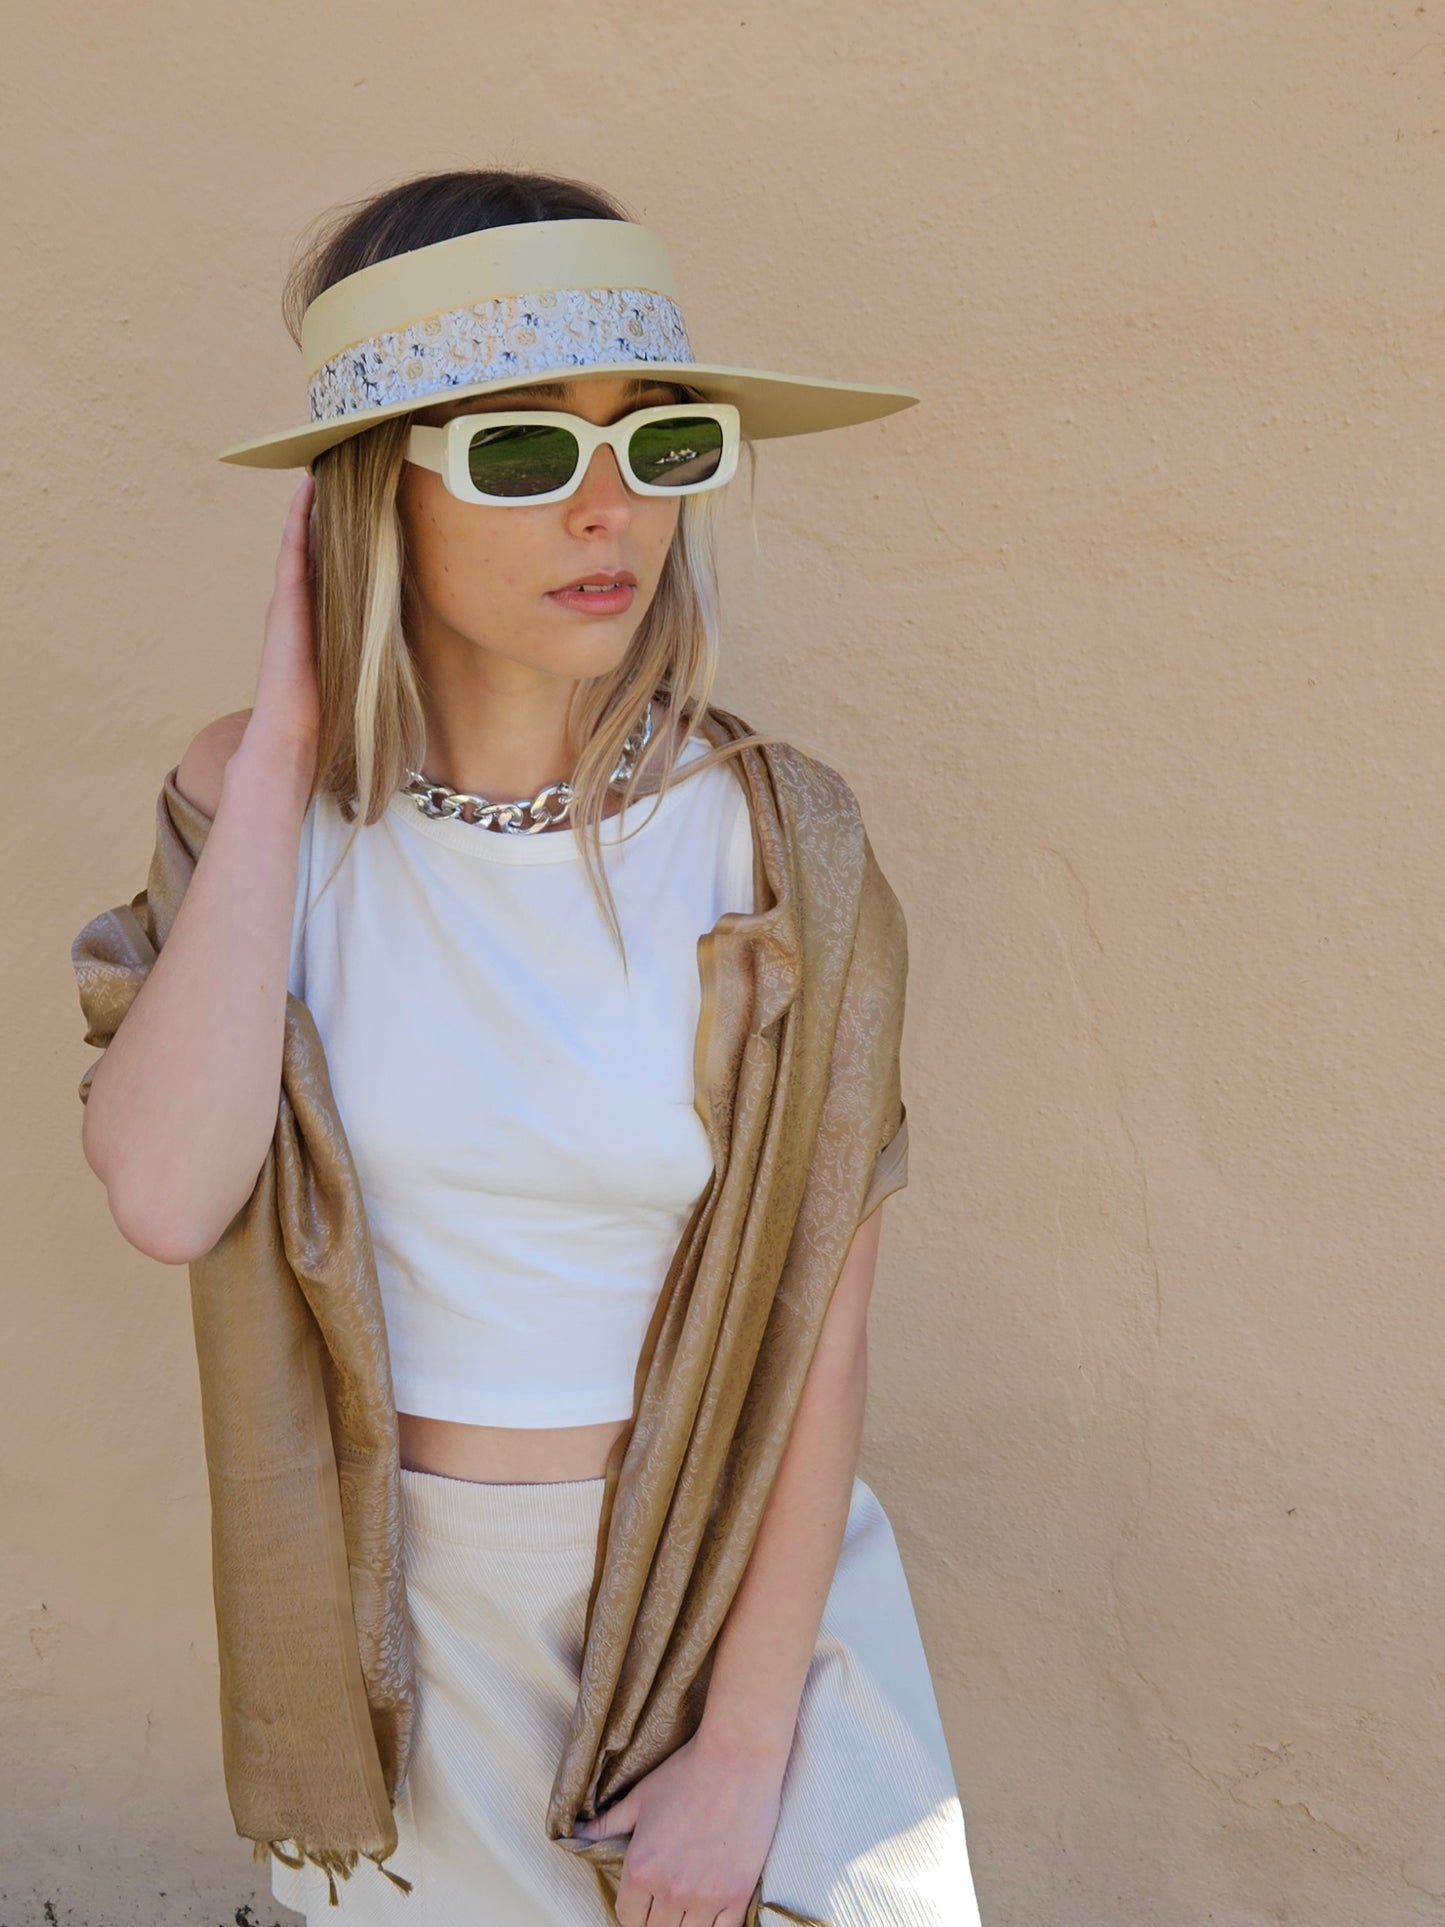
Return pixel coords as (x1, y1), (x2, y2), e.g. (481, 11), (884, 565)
(571, 1726), (790, 1927)
(244, 472), (321, 772)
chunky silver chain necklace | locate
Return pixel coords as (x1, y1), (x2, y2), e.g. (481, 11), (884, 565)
(397, 699), (656, 835)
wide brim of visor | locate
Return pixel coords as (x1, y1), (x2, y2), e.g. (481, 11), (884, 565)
(216, 362), (921, 471)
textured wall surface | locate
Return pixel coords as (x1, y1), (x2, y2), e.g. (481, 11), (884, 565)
(6, 3), (1443, 1923)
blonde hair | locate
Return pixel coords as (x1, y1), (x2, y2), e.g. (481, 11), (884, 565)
(284, 168), (788, 974)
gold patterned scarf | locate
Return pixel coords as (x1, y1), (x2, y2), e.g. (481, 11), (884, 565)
(70, 703), (909, 1927)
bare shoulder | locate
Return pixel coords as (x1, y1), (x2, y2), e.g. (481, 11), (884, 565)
(175, 708), (254, 817)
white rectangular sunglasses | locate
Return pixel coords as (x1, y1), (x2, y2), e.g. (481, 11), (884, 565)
(404, 401), (741, 506)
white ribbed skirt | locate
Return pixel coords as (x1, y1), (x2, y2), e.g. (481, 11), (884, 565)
(270, 1467), (982, 1926)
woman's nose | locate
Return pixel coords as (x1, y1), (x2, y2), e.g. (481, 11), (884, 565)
(570, 441), (632, 510)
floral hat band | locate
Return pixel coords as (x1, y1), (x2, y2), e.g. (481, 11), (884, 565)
(216, 217), (920, 472)
(309, 284), (695, 429)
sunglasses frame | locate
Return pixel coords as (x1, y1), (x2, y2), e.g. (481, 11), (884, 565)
(404, 401), (741, 506)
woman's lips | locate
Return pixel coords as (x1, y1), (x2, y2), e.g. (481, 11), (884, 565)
(545, 583), (636, 614)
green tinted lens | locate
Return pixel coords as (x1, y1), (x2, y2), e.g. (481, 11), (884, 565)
(627, 414), (725, 488)
(466, 422), (581, 498)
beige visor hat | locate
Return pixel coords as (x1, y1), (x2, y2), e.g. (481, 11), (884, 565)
(216, 217), (920, 472)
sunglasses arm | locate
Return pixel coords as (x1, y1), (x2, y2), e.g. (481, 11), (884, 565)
(404, 423), (446, 475)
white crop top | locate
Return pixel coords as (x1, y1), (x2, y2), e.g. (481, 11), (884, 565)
(286, 731), (755, 1427)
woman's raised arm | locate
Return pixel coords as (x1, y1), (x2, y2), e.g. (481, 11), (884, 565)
(79, 475), (321, 1264)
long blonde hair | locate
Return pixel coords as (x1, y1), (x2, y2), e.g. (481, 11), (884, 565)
(286, 167), (787, 972)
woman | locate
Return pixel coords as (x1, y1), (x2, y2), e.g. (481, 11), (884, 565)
(74, 168), (984, 1927)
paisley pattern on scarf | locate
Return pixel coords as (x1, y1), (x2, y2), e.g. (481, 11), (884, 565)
(308, 287), (694, 423)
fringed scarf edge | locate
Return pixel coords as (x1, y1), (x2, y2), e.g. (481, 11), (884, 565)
(251, 1834), (415, 1907)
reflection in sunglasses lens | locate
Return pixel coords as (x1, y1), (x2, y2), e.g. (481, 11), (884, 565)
(628, 415), (725, 487)
(467, 424), (581, 497)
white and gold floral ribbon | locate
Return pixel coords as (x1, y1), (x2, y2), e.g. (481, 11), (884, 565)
(307, 285), (694, 424)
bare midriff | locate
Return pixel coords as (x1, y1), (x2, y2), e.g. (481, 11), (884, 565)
(396, 1412), (630, 1484)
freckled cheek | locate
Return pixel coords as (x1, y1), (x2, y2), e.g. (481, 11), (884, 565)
(483, 552), (523, 595)
(651, 508), (682, 575)
(464, 557), (522, 602)
(428, 536), (453, 582)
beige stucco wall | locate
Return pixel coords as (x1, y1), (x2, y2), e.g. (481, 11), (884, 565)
(6, 4), (1441, 1923)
